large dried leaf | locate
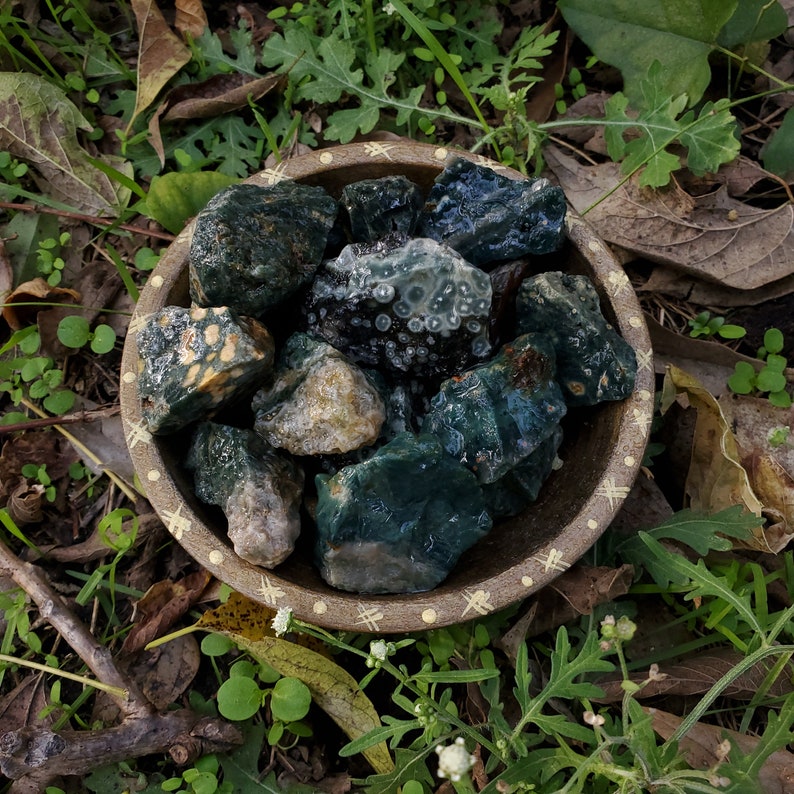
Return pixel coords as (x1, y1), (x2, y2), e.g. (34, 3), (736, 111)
(130, 0), (191, 126)
(0, 674), (54, 730)
(174, 0), (208, 39)
(545, 146), (794, 290)
(198, 595), (393, 775)
(594, 648), (794, 702)
(0, 73), (132, 215)
(660, 365), (769, 549)
(649, 707), (794, 794)
(163, 73), (281, 121)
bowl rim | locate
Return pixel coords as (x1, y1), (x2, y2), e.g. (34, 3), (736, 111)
(120, 141), (654, 633)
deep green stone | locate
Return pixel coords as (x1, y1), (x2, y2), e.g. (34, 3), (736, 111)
(187, 422), (304, 568)
(189, 182), (337, 317)
(421, 333), (567, 484)
(305, 236), (492, 379)
(516, 272), (637, 406)
(136, 305), (275, 434)
(314, 432), (492, 593)
(252, 333), (385, 456)
(341, 175), (424, 243)
(481, 425), (563, 518)
(417, 158), (567, 267)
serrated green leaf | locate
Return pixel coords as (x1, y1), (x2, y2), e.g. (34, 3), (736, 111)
(557, 0), (737, 106)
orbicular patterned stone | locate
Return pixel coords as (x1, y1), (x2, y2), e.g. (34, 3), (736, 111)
(421, 333), (567, 484)
(341, 175), (424, 243)
(516, 272), (637, 406)
(252, 333), (385, 456)
(136, 306), (275, 434)
(417, 158), (567, 267)
(305, 236), (492, 379)
(314, 432), (492, 593)
(189, 182), (337, 317)
(481, 425), (563, 518)
(187, 422), (303, 568)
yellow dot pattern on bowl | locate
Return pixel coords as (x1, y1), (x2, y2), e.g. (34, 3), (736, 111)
(434, 147), (449, 160)
(122, 371), (137, 384)
(588, 519), (599, 530)
(150, 274), (164, 289)
(521, 575), (534, 587)
(624, 455), (636, 467)
(629, 316), (643, 328)
(421, 608), (438, 624)
(209, 550), (224, 565)
(147, 469), (161, 482)
(313, 601), (328, 615)
(319, 151), (334, 164)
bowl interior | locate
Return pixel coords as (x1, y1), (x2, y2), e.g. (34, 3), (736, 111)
(121, 142), (654, 633)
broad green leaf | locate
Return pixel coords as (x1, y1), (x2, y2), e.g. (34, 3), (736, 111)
(0, 73), (132, 214)
(270, 677), (311, 722)
(557, 0), (737, 106)
(216, 676), (263, 721)
(718, 0), (788, 47)
(763, 107), (794, 179)
(143, 171), (239, 234)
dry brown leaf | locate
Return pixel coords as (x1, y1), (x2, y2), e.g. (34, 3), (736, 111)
(162, 73), (282, 121)
(594, 649), (794, 703)
(130, 0), (192, 127)
(0, 674), (54, 731)
(0, 239), (12, 302)
(121, 570), (212, 654)
(545, 146), (794, 290)
(174, 0), (208, 39)
(648, 707), (794, 793)
(2, 277), (79, 330)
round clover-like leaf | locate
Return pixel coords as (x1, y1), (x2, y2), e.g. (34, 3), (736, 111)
(728, 362), (756, 395)
(717, 324), (746, 340)
(769, 390), (793, 409)
(200, 633), (234, 657)
(90, 324), (116, 355)
(43, 389), (75, 414)
(216, 676), (263, 721)
(757, 368), (786, 394)
(57, 315), (91, 348)
(763, 328), (785, 355)
(270, 677), (312, 723)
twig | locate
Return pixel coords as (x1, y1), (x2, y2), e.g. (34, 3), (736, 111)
(0, 405), (120, 435)
(0, 201), (175, 242)
(0, 537), (150, 719)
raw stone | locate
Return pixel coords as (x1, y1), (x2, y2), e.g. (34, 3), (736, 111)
(481, 425), (563, 518)
(136, 305), (275, 434)
(421, 333), (567, 484)
(516, 271), (637, 406)
(188, 422), (304, 568)
(252, 333), (385, 456)
(417, 157), (567, 267)
(314, 432), (492, 593)
(305, 236), (492, 379)
(189, 182), (337, 317)
(341, 175), (424, 243)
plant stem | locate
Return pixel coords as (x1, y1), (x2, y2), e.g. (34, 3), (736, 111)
(0, 652), (128, 699)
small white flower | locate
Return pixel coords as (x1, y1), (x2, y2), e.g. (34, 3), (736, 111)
(271, 606), (293, 637)
(583, 710), (606, 727)
(435, 737), (476, 782)
(383, 2), (396, 14)
(365, 639), (395, 668)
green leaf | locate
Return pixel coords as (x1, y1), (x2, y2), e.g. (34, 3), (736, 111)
(216, 676), (263, 721)
(718, 0), (788, 47)
(557, 0), (737, 106)
(201, 633), (234, 657)
(42, 389), (75, 415)
(57, 315), (91, 348)
(0, 73), (132, 214)
(728, 361), (757, 394)
(717, 324), (747, 339)
(769, 390), (792, 408)
(763, 328), (785, 354)
(757, 368), (787, 393)
(143, 171), (240, 234)
(763, 107), (794, 180)
(90, 324), (116, 355)
(603, 63), (739, 187)
(270, 677), (312, 723)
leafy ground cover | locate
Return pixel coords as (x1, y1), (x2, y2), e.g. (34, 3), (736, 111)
(1, 0), (794, 792)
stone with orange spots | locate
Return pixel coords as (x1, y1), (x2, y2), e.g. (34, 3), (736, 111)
(136, 305), (275, 434)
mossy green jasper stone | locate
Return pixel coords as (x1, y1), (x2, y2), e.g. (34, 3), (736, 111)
(252, 332), (385, 456)
(417, 157), (567, 267)
(188, 422), (304, 568)
(189, 182), (338, 317)
(515, 272), (637, 406)
(314, 432), (492, 593)
(340, 175), (424, 243)
(136, 305), (275, 434)
(421, 333), (567, 484)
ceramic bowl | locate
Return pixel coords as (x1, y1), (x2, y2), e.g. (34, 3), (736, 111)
(120, 141), (653, 633)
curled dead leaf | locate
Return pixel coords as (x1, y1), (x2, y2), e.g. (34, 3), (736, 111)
(6, 481), (45, 525)
(174, 0), (208, 39)
(2, 277), (80, 331)
(163, 73), (282, 121)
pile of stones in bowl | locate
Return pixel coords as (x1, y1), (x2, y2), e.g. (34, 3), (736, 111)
(135, 157), (637, 594)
